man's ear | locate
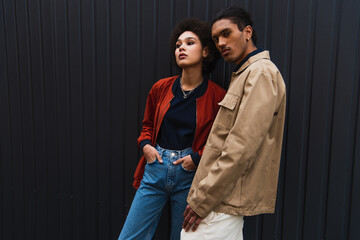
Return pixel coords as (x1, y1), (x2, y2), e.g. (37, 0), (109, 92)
(203, 47), (209, 58)
(244, 25), (253, 41)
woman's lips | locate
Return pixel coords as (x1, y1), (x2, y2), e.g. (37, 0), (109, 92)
(179, 53), (187, 59)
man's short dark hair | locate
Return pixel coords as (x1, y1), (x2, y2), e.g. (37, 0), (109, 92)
(212, 6), (257, 46)
(170, 18), (220, 75)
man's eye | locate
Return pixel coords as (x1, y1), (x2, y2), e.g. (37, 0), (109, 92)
(224, 31), (230, 37)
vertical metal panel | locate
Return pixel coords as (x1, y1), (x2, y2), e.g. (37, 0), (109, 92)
(0, 1), (5, 237)
(302, 0), (335, 238)
(108, 0), (123, 236)
(349, 10), (360, 240)
(1, 0), (360, 240)
(345, 9), (360, 238)
(94, 0), (111, 238)
(0, 0), (12, 239)
(67, 0), (84, 238)
(281, 0), (311, 239)
(4, 0), (25, 239)
(326, 0), (360, 239)
(31, 0), (47, 238)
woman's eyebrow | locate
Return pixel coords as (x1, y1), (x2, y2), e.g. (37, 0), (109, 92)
(177, 37), (197, 41)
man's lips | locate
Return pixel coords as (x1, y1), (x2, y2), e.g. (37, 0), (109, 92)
(221, 48), (230, 56)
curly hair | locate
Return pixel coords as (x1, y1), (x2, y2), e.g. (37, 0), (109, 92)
(170, 18), (220, 75)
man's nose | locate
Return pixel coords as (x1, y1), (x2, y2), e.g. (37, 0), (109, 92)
(218, 37), (226, 47)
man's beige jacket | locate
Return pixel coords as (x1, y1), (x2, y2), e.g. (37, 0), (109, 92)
(187, 51), (286, 217)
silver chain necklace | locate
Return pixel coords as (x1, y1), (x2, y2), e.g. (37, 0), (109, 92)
(180, 78), (203, 99)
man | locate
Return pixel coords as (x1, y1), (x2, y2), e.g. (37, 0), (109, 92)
(181, 6), (286, 240)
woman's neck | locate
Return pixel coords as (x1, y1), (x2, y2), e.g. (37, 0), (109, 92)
(181, 68), (203, 91)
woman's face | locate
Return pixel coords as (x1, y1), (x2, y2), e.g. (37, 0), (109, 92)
(175, 31), (208, 70)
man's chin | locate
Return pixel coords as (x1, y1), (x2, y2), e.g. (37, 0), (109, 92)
(223, 56), (235, 63)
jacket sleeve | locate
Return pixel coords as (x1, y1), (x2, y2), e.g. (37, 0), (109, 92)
(188, 70), (281, 218)
(137, 84), (158, 148)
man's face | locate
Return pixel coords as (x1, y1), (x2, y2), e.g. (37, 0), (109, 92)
(211, 19), (249, 65)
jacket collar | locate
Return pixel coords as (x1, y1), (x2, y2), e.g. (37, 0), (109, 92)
(233, 50), (270, 75)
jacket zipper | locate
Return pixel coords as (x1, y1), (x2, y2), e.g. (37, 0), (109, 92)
(154, 96), (174, 142)
(191, 98), (198, 151)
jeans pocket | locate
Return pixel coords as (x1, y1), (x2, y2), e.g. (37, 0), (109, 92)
(146, 158), (157, 165)
(181, 163), (195, 172)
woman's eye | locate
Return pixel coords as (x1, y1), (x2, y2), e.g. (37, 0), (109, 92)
(187, 41), (194, 45)
(176, 43), (181, 48)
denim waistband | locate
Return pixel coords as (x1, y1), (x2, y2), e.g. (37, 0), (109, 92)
(155, 144), (193, 158)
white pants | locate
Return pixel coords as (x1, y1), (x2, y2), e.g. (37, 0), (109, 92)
(180, 211), (244, 240)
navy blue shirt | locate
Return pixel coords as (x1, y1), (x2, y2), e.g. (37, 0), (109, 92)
(233, 48), (264, 72)
(140, 77), (208, 165)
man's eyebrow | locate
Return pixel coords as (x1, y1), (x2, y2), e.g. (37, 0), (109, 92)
(213, 28), (231, 38)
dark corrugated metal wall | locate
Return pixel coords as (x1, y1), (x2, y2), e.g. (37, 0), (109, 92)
(0, 0), (359, 239)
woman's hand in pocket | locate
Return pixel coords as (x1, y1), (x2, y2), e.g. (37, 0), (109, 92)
(173, 155), (195, 171)
(143, 144), (163, 164)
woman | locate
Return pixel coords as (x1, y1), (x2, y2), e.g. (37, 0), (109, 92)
(119, 18), (226, 240)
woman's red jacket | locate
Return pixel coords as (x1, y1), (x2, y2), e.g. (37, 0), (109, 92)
(133, 76), (226, 189)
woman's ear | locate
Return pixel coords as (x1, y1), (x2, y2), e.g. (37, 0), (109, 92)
(203, 47), (209, 58)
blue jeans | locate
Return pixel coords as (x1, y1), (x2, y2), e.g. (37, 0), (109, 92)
(119, 144), (195, 240)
